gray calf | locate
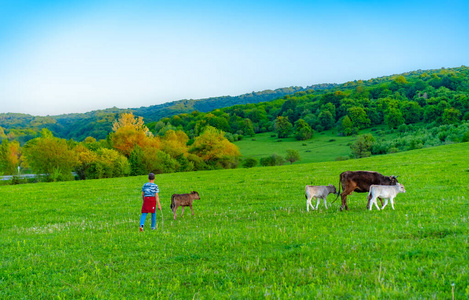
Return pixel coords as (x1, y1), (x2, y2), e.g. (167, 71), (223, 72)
(367, 183), (406, 211)
(171, 191), (200, 220)
(305, 184), (337, 211)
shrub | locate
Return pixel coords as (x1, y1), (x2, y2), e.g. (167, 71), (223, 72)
(242, 157), (258, 168)
(350, 134), (376, 158)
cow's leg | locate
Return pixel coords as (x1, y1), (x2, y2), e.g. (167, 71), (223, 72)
(340, 193), (346, 211)
(190, 204), (194, 215)
(306, 196), (312, 212)
(341, 187), (354, 211)
(309, 197), (316, 211)
(181, 206), (185, 217)
(324, 197), (328, 210)
(379, 197), (384, 207)
(173, 205), (178, 220)
(315, 197), (321, 210)
(373, 197), (381, 210)
(390, 197), (395, 210)
(382, 198), (388, 210)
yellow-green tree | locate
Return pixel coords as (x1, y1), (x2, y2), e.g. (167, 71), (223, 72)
(74, 144), (98, 179)
(190, 126), (240, 169)
(111, 112), (152, 157)
(87, 148), (130, 179)
(23, 129), (77, 181)
(160, 130), (189, 159)
(0, 139), (21, 174)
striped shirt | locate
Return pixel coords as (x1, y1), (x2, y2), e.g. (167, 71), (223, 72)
(142, 182), (159, 197)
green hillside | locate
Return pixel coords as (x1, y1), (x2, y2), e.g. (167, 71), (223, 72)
(2, 143), (468, 298)
(235, 128), (395, 164)
(0, 85), (333, 142)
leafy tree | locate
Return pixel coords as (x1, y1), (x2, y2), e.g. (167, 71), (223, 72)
(242, 157), (258, 168)
(260, 154), (285, 166)
(190, 126), (240, 169)
(161, 130), (189, 159)
(74, 144), (98, 180)
(442, 108), (462, 124)
(240, 118), (255, 137)
(341, 116), (355, 136)
(23, 129), (77, 181)
(148, 150), (179, 174)
(0, 126), (7, 140)
(0, 139), (21, 175)
(347, 106), (371, 129)
(129, 145), (147, 176)
(111, 112), (152, 157)
(401, 101), (423, 124)
(318, 110), (334, 130)
(294, 119), (313, 140)
(385, 108), (405, 129)
(424, 105), (440, 123)
(350, 134), (376, 158)
(274, 116), (293, 138)
(87, 148), (130, 179)
(285, 149), (300, 164)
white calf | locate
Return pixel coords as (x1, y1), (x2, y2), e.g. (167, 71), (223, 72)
(305, 184), (337, 211)
(367, 183), (406, 211)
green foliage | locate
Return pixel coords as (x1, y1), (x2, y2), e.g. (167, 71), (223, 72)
(22, 130), (77, 181)
(129, 145), (147, 176)
(294, 119), (313, 140)
(442, 108), (462, 124)
(260, 153), (285, 166)
(350, 134), (376, 158)
(285, 149), (300, 164)
(385, 108), (405, 129)
(341, 115), (354, 136)
(242, 157), (258, 168)
(347, 106), (371, 129)
(274, 116), (293, 138)
(189, 126), (240, 169)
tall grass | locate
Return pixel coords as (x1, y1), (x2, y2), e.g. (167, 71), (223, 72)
(1, 143), (468, 298)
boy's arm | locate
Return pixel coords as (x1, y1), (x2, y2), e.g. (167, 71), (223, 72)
(142, 191), (145, 200)
(156, 193), (162, 211)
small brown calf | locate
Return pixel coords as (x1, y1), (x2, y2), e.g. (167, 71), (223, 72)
(170, 191), (200, 220)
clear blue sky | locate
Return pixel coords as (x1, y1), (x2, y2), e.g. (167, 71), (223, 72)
(0, 0), (467, 116)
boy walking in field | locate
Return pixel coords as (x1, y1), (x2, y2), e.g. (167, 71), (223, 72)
(140, 173), (161, 231)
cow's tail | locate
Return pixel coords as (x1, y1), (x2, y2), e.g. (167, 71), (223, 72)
(331, 176), (342, 204)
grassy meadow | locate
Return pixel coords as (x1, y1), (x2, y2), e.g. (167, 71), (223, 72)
(1, 143), (468, 298)
(234, 127), (400, 164)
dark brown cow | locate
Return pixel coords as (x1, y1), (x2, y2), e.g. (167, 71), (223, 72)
(337, 171), (398, 211)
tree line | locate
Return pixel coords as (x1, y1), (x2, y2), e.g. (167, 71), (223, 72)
(148, 67), (469, 142)
(0, 113), (240, 181)
(0, 85), (335, 143)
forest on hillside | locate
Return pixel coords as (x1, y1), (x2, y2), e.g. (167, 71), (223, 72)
(150, 67), (468, 139)
(0, 85), (335, 143)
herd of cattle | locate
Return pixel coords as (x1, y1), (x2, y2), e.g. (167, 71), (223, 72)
(170, 170), (405, 219)
(306, 170), (405, 211)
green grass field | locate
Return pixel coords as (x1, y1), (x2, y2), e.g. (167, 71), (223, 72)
(234, 127), (399, 164)
(1, 143), (468, 298)
(235, 131), (354, 164)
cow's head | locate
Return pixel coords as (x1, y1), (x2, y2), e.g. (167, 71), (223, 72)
(328, 184), (337, 195)
(191, 191), (201, 200)
(388, 175), (399, 185)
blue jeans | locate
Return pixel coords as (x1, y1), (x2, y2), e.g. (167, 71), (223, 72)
(140, 212), (156, 229)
